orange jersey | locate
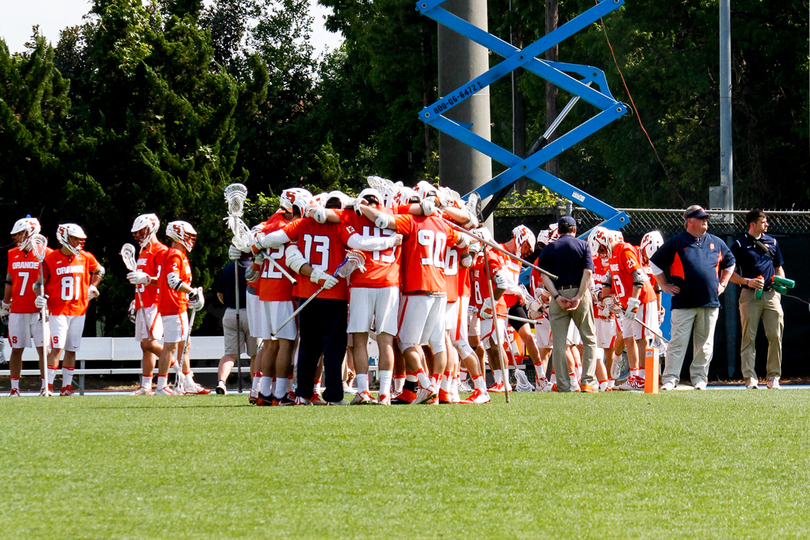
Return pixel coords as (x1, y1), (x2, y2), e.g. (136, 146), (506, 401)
(500, 243), (522, 307)
(609, 242), (656, 308)
(394, 214), (458, 295)
(340, 210), (400, 289)
(284, 218), (348, 301)
(158, 248), (192, 315)
(443, 245), (463, 303)
(42, 249), (100, 316)
(458, 263), (471, 298)
(259, 213), (295, 302)
(592, 256), (612, 319)
(7, 247), (50, 314)
(135, 241), (168, 309)
(470, 252), (508, 314)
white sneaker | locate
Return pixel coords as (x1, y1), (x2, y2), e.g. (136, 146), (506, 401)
(458, 379), (473, 393)
(767, 377), (781, 390)
(155, 386), (174, 396)
(350, 390), (377, 405)
(745, 377), (759, 390)
(413, 386), (438, 405)
(660, 381), (676, 391)
(131, 386), (153, 396)
(535, 377), (553, 392)
(694, 380), (707, 391)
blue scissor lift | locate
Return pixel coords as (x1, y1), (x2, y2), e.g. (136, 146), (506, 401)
(416, 0), (630, 232)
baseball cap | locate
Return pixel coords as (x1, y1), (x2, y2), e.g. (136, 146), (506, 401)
(557, 215), (577, 233)
(684, 205), (710, 219)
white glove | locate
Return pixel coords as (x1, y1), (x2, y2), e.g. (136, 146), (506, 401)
(479, 297), (494, 320)
(352, 198), (365, 216)
(310, 268), (338, 290)
(658, 305), (666, 325)
(420, 198), (436, 216)
(88, 285), (100, 300)
(311, 206), (327, 224)
(127, 271), (151, 285)
(228, 245), (242, 260)
(528, 300), (544, 320)
(188, 287), (205, 311)
(245, 265), (260, 282)
(468, 304), (479, 318)
(0, 301), (9, 318)
(624, 296), (641, 321)
(128, 300), (137, 323)
(35, 295), (48, 309)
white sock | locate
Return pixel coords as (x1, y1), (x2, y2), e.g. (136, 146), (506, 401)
(47, 367), (57, 385)
(156, 376), (168, 390)
(41, 378), (47, 390)
(62, 367), (74, 387)
(261, 376), (273, 397)
(170, 361), (183, 375)
(440, 371), (452, 392)
(252, 372), (261, 392)
(273, 377), (287, 400)
(638, 368), (646, 379)
(534, 363), (546, 379)
(492, 369), (503, 384)
(356, 373), (369, 393)
(141, 375), (153, 389)
(416, 370), (432, 390)
(393, 376), (405, 393)
(378, 370), (393, 398)
(185, 372), (195, 388)
(286, 376), (294, 393)
(473, 374), (486, 391)
(11, 378), (19, 391)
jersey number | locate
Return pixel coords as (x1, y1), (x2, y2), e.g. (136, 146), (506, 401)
(418, 230), (447, 268)
(303, 234), (330, 271)
(61, 276), (81, 301)
(17, 271), (30, 296)
(444, 247), (458, 276)
(473, 281), (483, 305)
(261, 247), (286, 279)
(612, 274), (626, 299)
(361, 226), (396, 263)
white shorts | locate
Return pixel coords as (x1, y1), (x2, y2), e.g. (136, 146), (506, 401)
(135, 305), (163, 342)
(619, 300), (659, 341)
(162, 312), (189, 343)
(398, 294), (446, 352)
(255, 300), (297, 341)
(567, 320), (582, 345)
(348, 286), (399, 336)
(8, 312), (44, 349)
(49, 314), (86, 352)
(534, 318), (551, 349)
(481, 316), (507, 349)
(595, 317), (617, 349)
(223, 308), (259, 356)
(246, 292), (262, 337)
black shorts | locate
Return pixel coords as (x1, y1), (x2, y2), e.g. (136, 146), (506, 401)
(508, 303), (530, 332)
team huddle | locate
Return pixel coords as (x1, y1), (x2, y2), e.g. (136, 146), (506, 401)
(2, 178), (667, 403)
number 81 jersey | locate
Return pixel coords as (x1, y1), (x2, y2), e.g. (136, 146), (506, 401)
(43, 249), (100, 316)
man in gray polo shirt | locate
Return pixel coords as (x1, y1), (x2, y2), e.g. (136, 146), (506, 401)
(536, 216), (598, 392)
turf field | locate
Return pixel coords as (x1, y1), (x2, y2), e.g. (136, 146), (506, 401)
(2, 391), (809, 539)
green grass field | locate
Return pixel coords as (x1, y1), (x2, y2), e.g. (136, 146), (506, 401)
(2, 391), (810, 539)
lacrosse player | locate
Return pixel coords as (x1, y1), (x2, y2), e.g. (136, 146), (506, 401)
(588, 231), (617, 392)
(38, 224), (104, 396)
(527, 230), (553, 391)
(154, 221), (209, 395)
(2, 217), (49, 396)
(125, 214), (168, 395)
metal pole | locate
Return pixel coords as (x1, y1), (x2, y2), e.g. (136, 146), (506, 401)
(235, 261), (242, 393)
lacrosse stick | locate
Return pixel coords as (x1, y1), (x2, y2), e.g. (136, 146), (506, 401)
(257, 245), (297, 285)
(120, 243), (145, 310)
(367, 175), (398, 209)
(175, 308), (197, 395)
(224, 183), (248, 393)
(482, 248), (510, 403)
(444, 220), (559, 280)
(30, 234), (50, 395)
(272, 250), (366, 337)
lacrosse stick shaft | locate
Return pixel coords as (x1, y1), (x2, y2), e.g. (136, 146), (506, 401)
(178, 309), (196, 386)
(443, 220), (559, 280)
(234, 263), (242, 393)
(501, 313), (535, 326)
(268, 255), (297, 285)
(482, 248), (510, 403)
(272, 284), (325, 337)
(636, 318), (669, 343)
(39, 287), (50, 396)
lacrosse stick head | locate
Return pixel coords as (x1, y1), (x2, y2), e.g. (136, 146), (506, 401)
(335, 250), (367, 278)
(120, 243), (138, 271)
(224, 183), (248, 218)
(10, 216), (41, 251)
(227, 217), (253, 252)
(367, 176), (397, 208)
(29, 234), (49, 263)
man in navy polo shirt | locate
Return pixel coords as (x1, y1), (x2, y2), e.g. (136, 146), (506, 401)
(537, 216), (598, 392)
(728, 209), (786, 390)
(649, 205), (736, 390)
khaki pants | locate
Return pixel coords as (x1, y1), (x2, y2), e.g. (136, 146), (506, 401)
(662, 307), (719, 386)
(549, 288), (597, 391)
(739, 288), (783, 380)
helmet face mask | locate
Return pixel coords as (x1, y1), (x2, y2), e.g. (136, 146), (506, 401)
(590, 226), (615, 258)
(10, 217), (41, 251)
(512, 225), (536, 258)
(57, 223), (86, 256)
(131, 214), (160, 248)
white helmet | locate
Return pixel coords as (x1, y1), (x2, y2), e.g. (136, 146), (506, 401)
(415, 180), (438, 202)
(590, 226), (616, 257)
(358, 187), (383, 206)
(56, 223), (87, 256)
(280, 188), (312, 213)
(512, 225), (536, 256)
(610, 230), (624, 245)
(547, 223), (560, 242)
(326, 190), (350, 209)
(10, 217), (41, 251)
(640, 230), (664, 262)
(131, 213), (160, 248)
(166, 221), (197, 251)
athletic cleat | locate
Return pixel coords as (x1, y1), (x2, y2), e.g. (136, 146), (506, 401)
(41, 383), (55, 397)
(488, 382), (505, 394)
(767, 377), (781, 390)
(459, 389), (490, 404)
(256, 393), (274, 406)
(745, 377), (759, 390)
(570, 381), (581, 392)
(131, 386), (153, 396)
(535, 377), (553, 392)
(277, 393), (297, 406)
(413, 386), (438, 405)
(438, 389), (453, 404)
(458, 379), (473, 393)
(660, 381), (676, 391)
(8, 388), (21, 397)
(294, 396), (312, 406)
(155, 386), (175, 396)
(350, 390), (378, 405)
(59, 385), (75, 397)
(249, 391), (258, 405)
(326, 399), (350, 406)
(216, 381), (227, 395)
(391, 388), (417, 405)
(377, 394), (391, 406)
(694, 380), (707, 391)
(617, 376), (644, 391)
(580, 384), (598, 393)
(184, 383), (211, 395)
(309, 392), (326, 406)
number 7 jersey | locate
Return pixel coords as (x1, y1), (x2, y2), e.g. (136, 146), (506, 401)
(42, 249), (100, 316)
(7, 247), (52, 314)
